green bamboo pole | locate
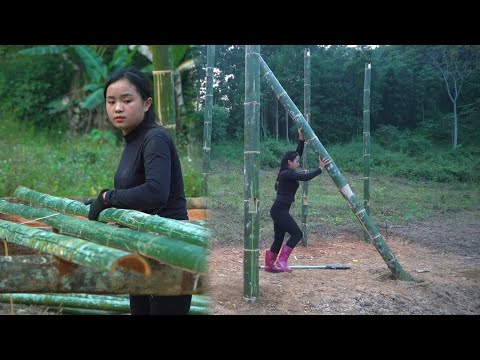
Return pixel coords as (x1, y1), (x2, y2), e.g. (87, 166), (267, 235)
(202, 45), (215, 198)
(363, 63), (372, 243)
(0, 294), (209, 315)
(14, 187), (208, 248)
(259, 56), (412, 281)
(301, 48), (311, 247)
(0, 200), (206, 274)
(0, 255), (204, 295)
(243, 45), (260, 301)
(152, 45), (176, 141)
(0, 219), (149, 274)
(0, 293), (129, 312)
(54, 307), (127, 315)
(188, 306), (209, 315)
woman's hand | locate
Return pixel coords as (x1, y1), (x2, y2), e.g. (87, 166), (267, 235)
(298, 127), (304, 141)
(319, 156), (332, 171)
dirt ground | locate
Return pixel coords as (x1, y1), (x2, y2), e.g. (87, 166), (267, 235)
(207, 209), (480, 315)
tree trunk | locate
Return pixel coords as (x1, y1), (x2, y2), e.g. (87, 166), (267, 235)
(0, 255), (204, 295)
(453, 101), (458, 148)
(259, 56), (412, 281)
(285, 107), (289, 142)
(301, 48), (311, 247)
(363, 63), (372, 243)
(0, 200), (206, 274)
(275, 98), (279, 141)
(14, 187), (208, 248)
(152, 45), (177, 142)
(174, 69), (186, 132)
(243, 45), (261, 301)
(202, 45), (215, 198)
(0, 219), (149, 274)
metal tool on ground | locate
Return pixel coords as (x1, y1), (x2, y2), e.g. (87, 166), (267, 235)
(259, 264), (350, 270)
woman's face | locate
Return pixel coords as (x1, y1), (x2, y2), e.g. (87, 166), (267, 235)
(288, 155), (300, 170)
(105, 79), (152, 135)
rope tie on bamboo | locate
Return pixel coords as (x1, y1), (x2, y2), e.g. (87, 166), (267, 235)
(19, 213), (61, 225)
(293, 114), (303, 122)
(244, 151), (260, 154)
(203, 146), (211, 151)
(162, 124), (176, 129)
(244, 101), (260, 105)
(2, 240), (14, 315)
(243, 248), (259, 252)
(305, 135), (318, 144)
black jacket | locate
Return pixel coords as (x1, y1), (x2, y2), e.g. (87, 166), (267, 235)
(274, 140), (322, 205)
(105, 120), (188, 220)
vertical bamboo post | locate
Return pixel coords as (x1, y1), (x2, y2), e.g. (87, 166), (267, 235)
(203, 45), (215, 198)
(301, 48), (311, 246)
(363, 63), (372, 243)
(243, 45), (261, 301)
(152, 45), (176, 142)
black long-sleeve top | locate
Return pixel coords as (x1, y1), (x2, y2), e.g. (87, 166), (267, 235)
(104, 120), (188, 220)
(274, 140), (322, 205)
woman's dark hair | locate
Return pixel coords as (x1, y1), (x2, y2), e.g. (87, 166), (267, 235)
(104, 67), (157, 123)
(275, 150), (299, 191)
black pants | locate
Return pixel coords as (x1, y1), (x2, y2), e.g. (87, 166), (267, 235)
(269, 201), (303, 254)
(129, 295), (192, 315)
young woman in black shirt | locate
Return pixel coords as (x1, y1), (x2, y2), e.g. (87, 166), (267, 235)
(265, 128), (331, 273)
(87, 67), (191, 314)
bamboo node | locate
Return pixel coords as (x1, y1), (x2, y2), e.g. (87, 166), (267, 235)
(163, 124), (176, 129)
(152, 70), (174, 75)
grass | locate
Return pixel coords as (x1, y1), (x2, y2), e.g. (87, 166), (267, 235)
(0, 118), (203, 198)
(209, 159), (480, 244)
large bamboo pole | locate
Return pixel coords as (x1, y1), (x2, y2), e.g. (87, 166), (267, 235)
(0, 219), (149, 274)
(14, 186), (208, 248)
(243, 45), (260, 301)
(202, 45), (215, 198)
(0, 200), (206, 274)
(152, 45), (176, 141)
(363, 63), (372, 243)
(301, 48), (311, 247)
(0, 293), (129, 312)
(0, 255), (203, 295)
(259, 56), (412, 281)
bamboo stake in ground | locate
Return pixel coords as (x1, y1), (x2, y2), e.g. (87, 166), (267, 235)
(0, 255), (203, 295)
(0, 200), (206, 274)
(301, 48), (311, 247)
(152, 45), (176, 141)
(244, 45), (261, 301)
(0, 219), (149, 274)
(203, 45), (215, 198)
(14, 186), (208, 248)
(363, 63), (372, 243)
(259, 56), (412, 281)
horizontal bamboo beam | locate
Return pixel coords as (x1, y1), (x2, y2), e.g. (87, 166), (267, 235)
(0, 200), (206, 274)
(14, 187), (208, 248)
(0, 219), (149, 274)
(0, 255), (204, 295)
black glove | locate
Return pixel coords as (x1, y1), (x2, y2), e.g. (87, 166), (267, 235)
(87, 189), (110, 221)
(83, 197), (96, 205)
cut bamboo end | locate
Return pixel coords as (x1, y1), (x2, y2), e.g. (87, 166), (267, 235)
(188, 209), (210, 221)
(113, 255), (151, 275)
